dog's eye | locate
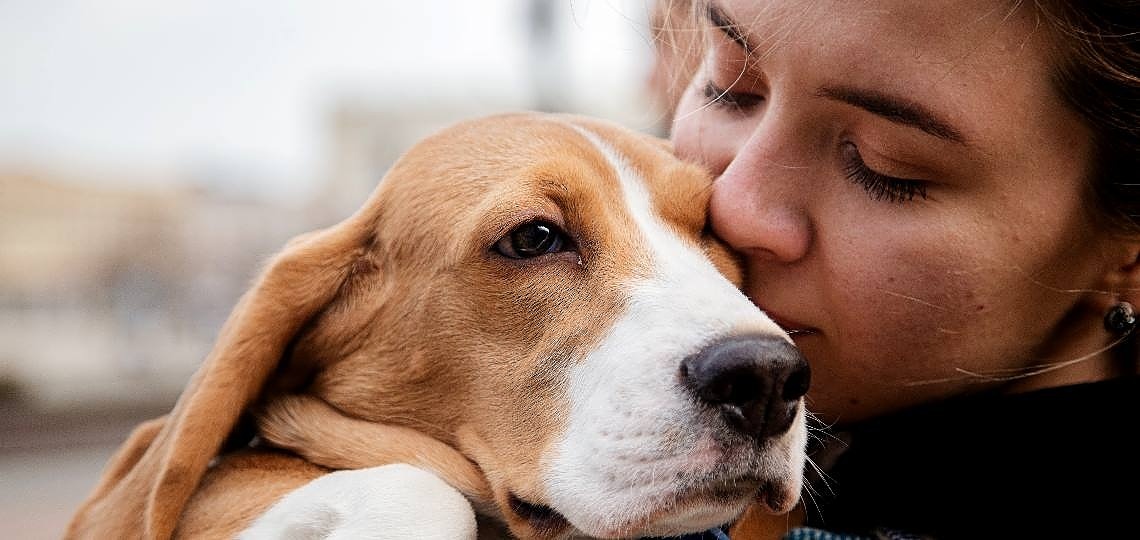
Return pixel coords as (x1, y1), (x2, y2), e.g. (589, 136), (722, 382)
(494, 221), (569, 259)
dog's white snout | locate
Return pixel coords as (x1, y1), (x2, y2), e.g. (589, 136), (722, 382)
(680, 334), (810, 441)
(544, 122), (807, 537)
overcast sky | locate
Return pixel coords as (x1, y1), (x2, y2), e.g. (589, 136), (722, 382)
(0, 0), (656, 196)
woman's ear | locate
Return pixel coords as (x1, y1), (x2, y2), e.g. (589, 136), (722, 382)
(1093, 241), (1140, 311)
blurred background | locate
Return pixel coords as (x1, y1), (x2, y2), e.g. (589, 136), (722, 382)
(0, 0), (676, 537)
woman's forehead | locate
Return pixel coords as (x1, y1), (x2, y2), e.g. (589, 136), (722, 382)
(704, 0), (1072, 152)
(707, 1), (1050, 73)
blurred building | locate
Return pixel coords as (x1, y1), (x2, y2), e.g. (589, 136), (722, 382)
(319, 95), (522, 217)
(0, 168), (313, 411)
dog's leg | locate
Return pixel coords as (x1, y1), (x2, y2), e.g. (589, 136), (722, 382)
(238, 463), (477, 540)
(257, 394), (494, 510)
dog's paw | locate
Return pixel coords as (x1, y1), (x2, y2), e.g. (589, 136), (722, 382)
(238, 463), (477, 540)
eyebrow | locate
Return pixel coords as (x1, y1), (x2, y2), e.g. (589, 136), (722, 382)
(815, 86), (967, 144)
(704, 1), (968, 145)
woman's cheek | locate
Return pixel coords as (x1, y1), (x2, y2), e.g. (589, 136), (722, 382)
(833, 250), (991, 380)
(804, 274), (995, 420)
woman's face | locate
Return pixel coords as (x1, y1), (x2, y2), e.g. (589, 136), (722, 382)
(672, 0), (1121, 423)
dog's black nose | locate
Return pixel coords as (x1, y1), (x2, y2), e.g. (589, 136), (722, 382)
(680, 335), (810, 440)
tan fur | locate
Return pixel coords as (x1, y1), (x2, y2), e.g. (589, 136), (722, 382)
(730, 502), (805, 539)
(66, 113), (784, 539)
(568, 117), (745, 286)
(176, 452), (327, 539)
(256, 394), (494, 511)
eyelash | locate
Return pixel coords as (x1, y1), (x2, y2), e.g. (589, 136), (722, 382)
(703, 80), (928, 204)
(702, 81), (763, 112)
(841, 142), (928, 204)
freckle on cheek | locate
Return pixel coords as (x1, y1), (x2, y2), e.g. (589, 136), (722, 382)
(976, 304), (985, 312)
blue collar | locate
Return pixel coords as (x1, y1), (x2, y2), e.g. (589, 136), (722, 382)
(661, 528), (730, 540)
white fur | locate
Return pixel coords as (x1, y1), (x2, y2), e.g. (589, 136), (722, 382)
(239, 464), (477, 540)
(543, 125), (805, 537)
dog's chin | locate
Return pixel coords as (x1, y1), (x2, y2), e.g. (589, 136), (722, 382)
(620, 486), (755, 538)
(564, 477), (774, 539)
(546, 412), (807, 538)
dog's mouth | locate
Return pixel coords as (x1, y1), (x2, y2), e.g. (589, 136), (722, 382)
(528, 428), (804, 538)
(629, 472), (804, 538)
(508, 492), (570, 537)
(511, 474), (784, 539)
(626, 477), (764, 536)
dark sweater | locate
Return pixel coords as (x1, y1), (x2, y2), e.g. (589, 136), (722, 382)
(803, 375), (1140, 539)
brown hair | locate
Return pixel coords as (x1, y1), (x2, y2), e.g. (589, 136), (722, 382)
(1033, 1), (1140, 235)
(648, 0), (701, 129)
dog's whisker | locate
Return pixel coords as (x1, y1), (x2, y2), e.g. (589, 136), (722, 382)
(804, 409), (837, 430)
(804, 456), (836, 497)
(803, 418), (845, 449)
(805, 424), (841, 438)
(800, 481), (822, 519)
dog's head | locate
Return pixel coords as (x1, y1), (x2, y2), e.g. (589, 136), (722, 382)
(68, 113), (808, 539)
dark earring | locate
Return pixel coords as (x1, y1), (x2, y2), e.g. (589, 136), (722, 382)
(1104, 301), (1137, 335)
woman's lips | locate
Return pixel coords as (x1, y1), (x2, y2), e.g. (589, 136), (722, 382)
(785, 328), (817, 337)
(762, 310), (818, 336)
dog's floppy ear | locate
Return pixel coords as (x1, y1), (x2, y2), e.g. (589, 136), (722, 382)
(65, 204), (381, 540)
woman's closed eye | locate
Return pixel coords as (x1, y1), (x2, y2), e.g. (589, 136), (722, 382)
(841, 142), (928, 204)
(702, 80), (763, 113)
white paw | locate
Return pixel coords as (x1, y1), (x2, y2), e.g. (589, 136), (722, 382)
(239, 463), (477, 540)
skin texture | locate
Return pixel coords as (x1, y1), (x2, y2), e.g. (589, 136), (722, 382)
(671, 0), (1140, 425)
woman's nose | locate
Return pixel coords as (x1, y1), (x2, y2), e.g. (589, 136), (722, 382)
(708, 136), (813, 264)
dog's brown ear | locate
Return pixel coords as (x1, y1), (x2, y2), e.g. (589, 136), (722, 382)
(65, 205), (381, 540)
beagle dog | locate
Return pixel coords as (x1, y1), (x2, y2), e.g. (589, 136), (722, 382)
(66, 113), (810, 539)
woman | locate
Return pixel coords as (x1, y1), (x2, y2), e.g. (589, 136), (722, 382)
(657, 0), (1140, 537)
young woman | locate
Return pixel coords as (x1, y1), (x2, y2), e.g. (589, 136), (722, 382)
(659, 1), (1140, 537)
